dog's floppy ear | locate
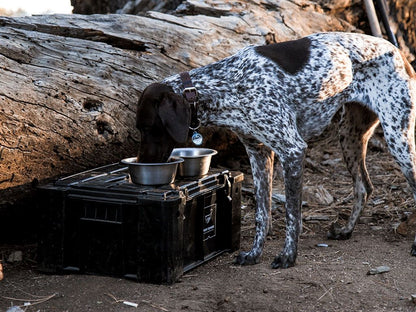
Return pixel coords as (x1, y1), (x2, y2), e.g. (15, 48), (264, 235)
(158, 92), (191, 143)
(136, 85), (158, 128)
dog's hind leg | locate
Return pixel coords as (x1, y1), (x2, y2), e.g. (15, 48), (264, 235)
(327, 102), (379, 240)
(376, 97), (416, 255)
(235, 136), (274, 265)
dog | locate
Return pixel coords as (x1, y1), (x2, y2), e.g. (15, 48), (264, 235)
(136, 32), (416, 269)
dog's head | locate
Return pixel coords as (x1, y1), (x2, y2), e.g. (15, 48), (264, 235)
(136, 83), (190, 163)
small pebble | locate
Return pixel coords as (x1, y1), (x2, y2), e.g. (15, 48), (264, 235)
(370, 226), (383, 231)
(7, 251), (22, 263)
(316, 243), (329, 248)
(367, 265), (391, 275)
(6, 307), (24, 312)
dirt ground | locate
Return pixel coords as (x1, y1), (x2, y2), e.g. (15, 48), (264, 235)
(2, 131), (416, 312)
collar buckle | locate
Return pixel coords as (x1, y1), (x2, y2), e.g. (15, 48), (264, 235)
(183, 87), (198, 103)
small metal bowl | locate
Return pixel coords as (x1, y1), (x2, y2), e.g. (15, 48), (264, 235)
(171, 148), (218, 177)
(121, 156), (184, 185)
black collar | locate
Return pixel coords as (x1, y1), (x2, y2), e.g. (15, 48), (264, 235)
(180, 72), (200, 130)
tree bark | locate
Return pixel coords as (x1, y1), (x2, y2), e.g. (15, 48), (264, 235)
(0, 1), (359, 240)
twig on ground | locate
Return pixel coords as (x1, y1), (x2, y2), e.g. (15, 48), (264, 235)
(317, 284), (334, 301)
(141, 299), (169, 311)
(105, 293), (123, 304)
(1, 293), (57, 307)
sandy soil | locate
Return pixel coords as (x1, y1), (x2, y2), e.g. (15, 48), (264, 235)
(1, 132), (416, 312)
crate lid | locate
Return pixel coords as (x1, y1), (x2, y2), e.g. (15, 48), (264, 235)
(49, 163), (236, 201)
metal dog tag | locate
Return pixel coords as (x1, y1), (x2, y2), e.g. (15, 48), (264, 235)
(192, 131), (203, 145)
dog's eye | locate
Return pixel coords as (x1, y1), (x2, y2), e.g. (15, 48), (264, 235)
(140, 126), (154, 134)
(140, 126), (151, 132)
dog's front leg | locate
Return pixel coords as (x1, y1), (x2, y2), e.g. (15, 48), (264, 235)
(235, 137), (274, 265)
(271, 147), (306, 269)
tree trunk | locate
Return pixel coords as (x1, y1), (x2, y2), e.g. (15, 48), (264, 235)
(0, 1), (361, 241)
(389, 0), (416, 65)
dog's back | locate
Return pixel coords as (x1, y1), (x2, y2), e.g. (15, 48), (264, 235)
(253, 33), (415, 140)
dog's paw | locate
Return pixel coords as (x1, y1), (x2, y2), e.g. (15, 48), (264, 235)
(411, 243), (416, 256)
(271, 252), (296, 269)
(327, 222), (352, 240)
(234, 251), (260, 265)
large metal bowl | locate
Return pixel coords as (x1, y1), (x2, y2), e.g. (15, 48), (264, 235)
(121, 156), (184, 185)
(171, 148), (218, 177)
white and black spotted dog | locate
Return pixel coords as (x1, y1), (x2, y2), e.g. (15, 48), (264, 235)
(136, 32), (416, 269)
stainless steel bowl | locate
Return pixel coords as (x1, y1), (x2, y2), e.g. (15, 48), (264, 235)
(121, 156), (184, 185)
(171, 148), (218, 177)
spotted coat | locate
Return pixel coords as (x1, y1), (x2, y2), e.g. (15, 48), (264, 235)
(137, 32), (416, 268)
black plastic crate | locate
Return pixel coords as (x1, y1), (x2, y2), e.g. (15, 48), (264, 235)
(37, 163), (242, 284)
